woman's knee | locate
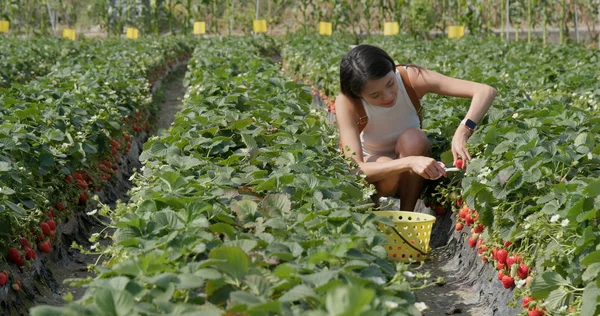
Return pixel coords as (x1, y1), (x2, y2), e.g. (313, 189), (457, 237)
(395, 127), (430, 157)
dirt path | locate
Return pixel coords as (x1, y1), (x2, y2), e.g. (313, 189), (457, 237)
(25, 65), (188, 311)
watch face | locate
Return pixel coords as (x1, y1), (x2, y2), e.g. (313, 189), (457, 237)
(466, 119), (477, 129)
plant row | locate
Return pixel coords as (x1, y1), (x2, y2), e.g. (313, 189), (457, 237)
(0, 37), (193, 296)
(281, 34), (600, 316)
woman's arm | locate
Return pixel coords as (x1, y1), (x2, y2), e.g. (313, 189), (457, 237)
(335, 93), (446, 181)
(406, 67), (497, 163)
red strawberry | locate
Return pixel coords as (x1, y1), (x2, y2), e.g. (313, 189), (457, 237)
(79, 192), (87, 204)
(111, 147), (118, 155)
(74, 172), (83, 181)
(515, 255), (523, 263)
(468, 237), (477, 248)
(8, 248), (21, 263)
(481, 255), (488, 263)
(38, 240), (51, 253)
(103, 160), (111, 167)
(36, 232), (45, 242)
(473, 224), (484, 233)
(507, 255), (517, 267)
(455, 222), (464, 231)
(20, 237), (31, 249)
(501, 275), (514, 289)
(456, 198), (463, 207)
(492, 247), (498, 260)
(518, 264), (529, 280)
(497, 262), (506, 270)
(496, 249), (508, 264)
(56, 202), (65, 211)
(454, 158), (464, 169)
(25, 247), (36, 260)
(504, 241), (512, 248)
(522, 296), (534, 308)
(12, 281), (21, 292)
(465, 213), (474, 226)
(0, 272), (7, 286)
(528, 308), (544, 316)
(77, 179), (88, 190)
(497, 271), (505, 280)
(436, 205), (445, 215)
(110, 140), (118, 147)
(478, 244), (488, 254)
(65, 175), (73, 183)
(39, 222), (51, 235)
(47, 220), (56, 231)
(124, 134), (131, 141)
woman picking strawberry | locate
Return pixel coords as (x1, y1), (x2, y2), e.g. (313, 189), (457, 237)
(335, 44), (496, 211)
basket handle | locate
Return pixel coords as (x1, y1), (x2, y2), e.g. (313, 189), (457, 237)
(390, 225), (428, 256)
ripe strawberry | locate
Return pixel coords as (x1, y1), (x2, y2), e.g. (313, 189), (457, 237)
(39, 222), (51, 235)
(77, 179), (88, 190)
(103, 160), (111, 167)
(465, 213), (474, 226)
(481, 255), (488, 263)
(478, 244), (488, 254)
(459, 207), (468, 219)
(0, 272), (7, 286)
(74, 172), (83, 181)
(497, 271), (505, 280)
(79, 192), (87, 204)
(518, 264), (529, 280)
(496, 249), (508, 264)
(455, 222), (463, 231)
(528, 308), (544, 316)
(65, 175), (73, 183)
(124, 134), (131, 141)
(47, 219), (56, 231)
(56, 202), (65, 211)
(501, 275), (514, 289)
(454, 158), (464, 169)
(522, 296), (534, 308)
(473, 224), (484, 233)
(110, 140), (118, 148)
(456, 198), (463, 207)
(25, 247), (36, 260)
(8, 248), (21, 263)
(20, 237), (31, 249)
(436, 205), (445, 215)
(38, 240), (51, 253)
(504, 241), (512, 248)
(507, 255), (517, 267)
(492, 247), (498, 260)
(497, 262), (506, 271)
(468, 237), (477, 248)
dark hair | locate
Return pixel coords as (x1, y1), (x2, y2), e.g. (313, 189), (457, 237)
(340, 44), (396, 99)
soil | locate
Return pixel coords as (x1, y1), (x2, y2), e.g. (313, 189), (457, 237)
(1, 63), (189, 316)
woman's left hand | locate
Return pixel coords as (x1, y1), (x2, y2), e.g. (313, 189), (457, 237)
(451, 125), (472, 168)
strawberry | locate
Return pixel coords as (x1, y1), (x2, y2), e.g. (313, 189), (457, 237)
(0, 272), (7, 286)
(497, 262), (506, 270)
(518, 264), (529, 280)
(110, 140), (118, 147)
(77, 179), (88, 190)
(497, 271), (505, 280)
(436, 205), (445, 215)
(522, 296), (534, 308)
(528, 308), (544, 316)
(56, 202), (65, 211)
(38, 240), (51, 253)
(456, 198), (463, 207)
(103, 160), (111, 167)
(481, 255), (488, 263)
(20, 237), (31, 249)
(468, 237), (477, 248)
(496, 249), (508, 264)
(74, 172), (83, 181)
(492, 247), (498, 260)
(47, 220), (56, 231)
(465, 213), (474, 226)
(12, 281), (21, 292)
(454, 158), (464, 169)
(507, 255), (516, 267)
(478, 244), (488, 254)
(111, 147), (118, 155)
(501, 275), (514, 289)
(79, 192), (87, 204)
(473, 224), (484, 233)
(65, 175), (73, 183)
(504, 241), (512, 248)
(39, 222), (51, 235)
(455, 222), (464, 231)
(125, 134), (131, 141)
(25, 247), (36, 260)
(8, 247), (21, 263)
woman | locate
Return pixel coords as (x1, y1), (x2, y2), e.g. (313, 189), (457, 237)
(335, 44), (496, 211)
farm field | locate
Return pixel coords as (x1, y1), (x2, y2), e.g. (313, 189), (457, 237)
(0, 34), (599, 316)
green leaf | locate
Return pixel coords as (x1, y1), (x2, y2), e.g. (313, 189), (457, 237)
(223, 240), (258, 252)
(82, 143), (98, 154)
(582, 251), (600, 265)
(154, 210), (183, 229)
(94, 288), (134, 316)
(229, 291), (263, 306)
(325, 285), (375, 316)
(581, 282), (600, 316)
(208, 247), (249, 281)
(530, 273), (559, 299)
(254, 177), (277, 191)
(279, 285), (317, 302)
(5, 201), (25, 216)
(30, 306), (79, 316)
(582, 263), (600, 282)
(39, 152), (54, 167)
(261, 194), (291, 217)
(544, 287), (570, 310)
(209, 223), (235, 240)
(583, 180), (600, 198)
(176, 274), (205, 290)
(0, 162), (10, 172)
(231, 200), (258, 218)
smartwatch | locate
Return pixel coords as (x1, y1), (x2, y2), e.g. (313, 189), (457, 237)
(460, 118), (477, 131)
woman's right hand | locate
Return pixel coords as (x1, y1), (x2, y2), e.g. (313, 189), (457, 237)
(407, 156), (447, 180)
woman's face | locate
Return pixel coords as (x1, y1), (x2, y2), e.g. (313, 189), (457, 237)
(360, 70), (398, 107)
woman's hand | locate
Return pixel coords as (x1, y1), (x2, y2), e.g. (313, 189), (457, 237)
(452, 125), (472, 169)
(408, 156), (447, 180)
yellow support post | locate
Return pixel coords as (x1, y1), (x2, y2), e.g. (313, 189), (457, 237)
(252, 20), (267, 33)
(62, 28), (76, 40)
(0, 21), (9, 33)
(448, 25), (465, 38)
(319, 22), (332, 36)
(193, 21), (206, 35)
(384, 22), (399, 36)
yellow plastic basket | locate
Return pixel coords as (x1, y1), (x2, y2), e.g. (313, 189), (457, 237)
(374, 211), (436, 263)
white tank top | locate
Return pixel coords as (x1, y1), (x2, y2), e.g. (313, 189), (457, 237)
(359, 70), (421, 157)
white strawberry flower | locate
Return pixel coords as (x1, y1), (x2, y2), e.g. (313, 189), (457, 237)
(550, 214), (560, 223)
(512, 112), (519, 119)
(515, 279), (527, 288)
(561, 219), (569, 227)
(384, 301), (399, 309)
(403, 271), (415, 278)
(414, 302), (428, 311)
